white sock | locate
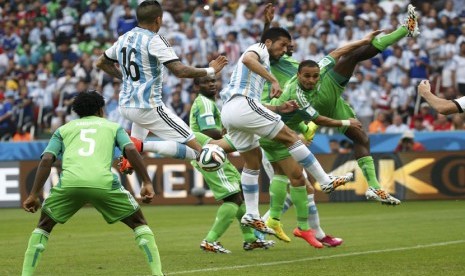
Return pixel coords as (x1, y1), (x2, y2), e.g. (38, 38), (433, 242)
(288, 141), (331, 185)
(308, 194), (325, 239)
(241, 168), (260, 216)
(143, 141), (198, 160)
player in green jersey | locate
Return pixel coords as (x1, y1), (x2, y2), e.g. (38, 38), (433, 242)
(189, 75), (275, 252)
(260, 58), (364, 247)
(21, 91), (163, 276)
(260, 3), (420, 205)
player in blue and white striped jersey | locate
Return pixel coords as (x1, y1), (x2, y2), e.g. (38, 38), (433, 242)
(219, 27), (351, 236)
(96, 0), (227, 173)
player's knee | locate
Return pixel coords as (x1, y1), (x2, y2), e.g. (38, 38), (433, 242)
(289, 172), (306, 187)
(274, 127), (298, 146)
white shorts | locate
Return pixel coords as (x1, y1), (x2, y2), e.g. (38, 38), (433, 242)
(221, 96), (284, 152)
(120, 105), (194, 143)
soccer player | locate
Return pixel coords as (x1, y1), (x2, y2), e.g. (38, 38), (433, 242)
(96, 0), (228, 173)
(190, 75), (275, 253)
(418, 80), (465, 114)
(260, 3), (420, 205)
(260, 58), (368, 247)
(219, 27), (349, 240)
(21, 91), (163, 276)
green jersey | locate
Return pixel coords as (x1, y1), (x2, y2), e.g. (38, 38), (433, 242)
(189, 94), (222, 133)
(261, 55), (299, 104)
(269, 76), (320, 131)
(44, 116), (131, 190)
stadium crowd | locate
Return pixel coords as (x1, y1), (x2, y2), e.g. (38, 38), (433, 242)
(0, 0), (464, 142)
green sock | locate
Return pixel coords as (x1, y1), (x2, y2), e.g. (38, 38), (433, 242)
(358, 156), (381, 189)
(371, 26), (408, 51)
(134, 225), (163, 276)
(269, 175), (288, 220)
(236, 203), (256, 242)
(290, 185), (310, 231)
(205, 202), (237, 242)
(22, 228), (49, 276)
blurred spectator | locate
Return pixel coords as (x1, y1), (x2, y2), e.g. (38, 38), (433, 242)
(50, 11), (76, 39)
(394, 130), (426, 152)
(411, 116), (428, 132)
(105, 79), (131, 131)
(28, 18), (53, 46)
(409, 44), (431, 85)
(116, 4), (137, 36)
(369, 112), (389, 134)
(13, 127), (32, 142)
(438, 33), (458, 90)
(386, 114), (410, 133)
(346, 76), (373, 132)
(392, 76), (415, 121)
(410, 102), (435, 130)
(166, 84), (190, 124)
(0, 91), (16, 138)
(432, 113), (452, 131)
(79, 0), (107, 39)
(382, 45), (409, 87)
(451, 114), (465, 130)
(29, 73), (55, 128)
(452, 42), (465, 96)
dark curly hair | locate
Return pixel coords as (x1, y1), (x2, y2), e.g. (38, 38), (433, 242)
(72, 90), (105, 118)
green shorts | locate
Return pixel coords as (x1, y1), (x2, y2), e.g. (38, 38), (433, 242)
(310, 70), (356, 133)
(192, 160), (241, 201)
(42, 186), (140, 224)
(259, 138), (290, 163)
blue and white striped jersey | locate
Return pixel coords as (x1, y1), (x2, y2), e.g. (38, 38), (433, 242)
(105, 27), (179, 108)
(220, 43), (270, 103)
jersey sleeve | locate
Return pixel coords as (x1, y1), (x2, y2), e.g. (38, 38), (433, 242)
(115, 126), (132, 152)
(42, 129), (64, 158)
(148, 35), (179, 64)
(195, 97), (217, 131)
(104, 40), (119, 62)
(453, 96), (465, 113)
(318, 55), (336, 74)
(297, 104), (319, 121)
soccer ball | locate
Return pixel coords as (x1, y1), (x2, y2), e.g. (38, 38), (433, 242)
(197, 144), (226, 172)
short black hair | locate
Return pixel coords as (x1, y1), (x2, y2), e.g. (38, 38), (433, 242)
(298, 59), (319, 72)
(260, 27), (291, 43)
(136, 0), (163, 24)
(72, 90), (105, 118)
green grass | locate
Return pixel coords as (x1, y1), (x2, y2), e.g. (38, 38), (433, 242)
(2, 200), (465, 275)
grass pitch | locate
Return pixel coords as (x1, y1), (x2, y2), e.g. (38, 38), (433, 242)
(1, 200), (465, 275)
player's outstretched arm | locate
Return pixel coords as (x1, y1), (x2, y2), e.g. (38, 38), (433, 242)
(124, 144), (155, 203)
(418, 80), (459, 115)
(165, 56), (228, 78)
(23, 153), (55, 213)
(96, 55), (123, 80)
(329, 30), (384, 61)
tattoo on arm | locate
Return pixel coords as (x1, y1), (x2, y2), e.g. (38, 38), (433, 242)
(97, 58), (123, 80)
(165, 61), (206, 78)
